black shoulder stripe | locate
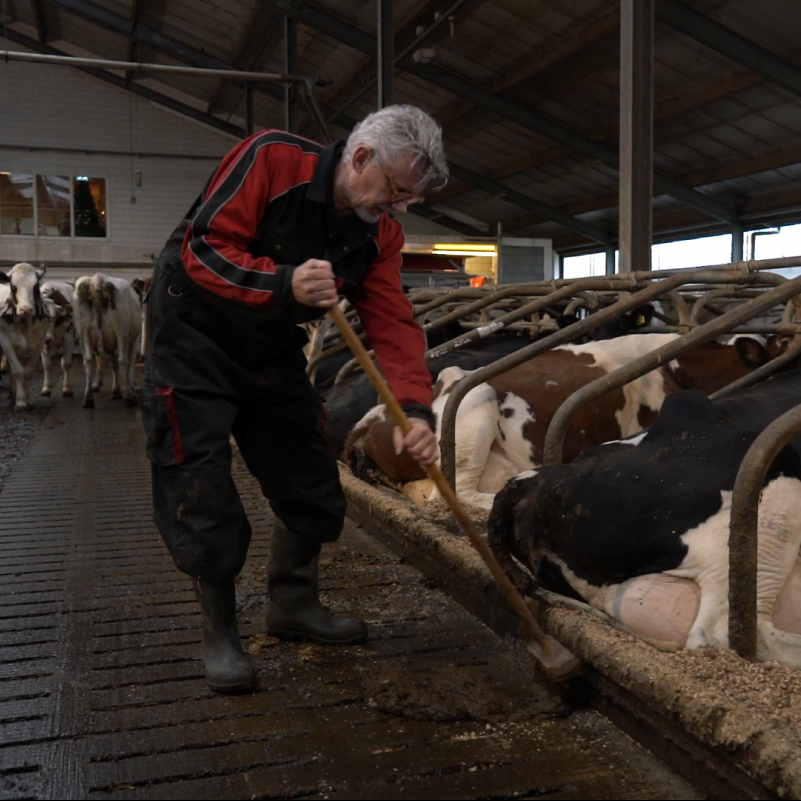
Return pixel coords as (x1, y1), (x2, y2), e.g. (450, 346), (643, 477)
(189, 132), (320, 292)
(191, 239), (278, 293)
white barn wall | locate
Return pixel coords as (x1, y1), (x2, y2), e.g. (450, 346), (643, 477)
(0, 45), (237, 267)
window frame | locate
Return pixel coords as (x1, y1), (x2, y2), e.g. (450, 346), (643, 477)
(0, 172), (108, 240)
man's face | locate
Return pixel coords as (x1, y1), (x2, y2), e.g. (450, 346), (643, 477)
(348, 147), (429, 223)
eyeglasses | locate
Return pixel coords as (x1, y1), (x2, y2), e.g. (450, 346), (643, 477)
(379, 164), (426, 206)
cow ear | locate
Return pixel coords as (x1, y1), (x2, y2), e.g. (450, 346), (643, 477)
(734, 336), (768, 367)
(35, 265), (46, 280)
(765, 334), (792, 361)
(556, 314), (579, 329)
(0, 272), (9, 284)
(630, 304), (654, 328)
(130, 278), (145, 297)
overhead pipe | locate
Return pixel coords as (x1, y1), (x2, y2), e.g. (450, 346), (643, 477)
(0, 49), (324, 83)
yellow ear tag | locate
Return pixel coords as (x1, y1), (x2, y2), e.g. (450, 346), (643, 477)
(635, 314), (646, 326)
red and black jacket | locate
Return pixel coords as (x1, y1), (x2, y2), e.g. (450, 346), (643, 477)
(175, 130), (432, 414)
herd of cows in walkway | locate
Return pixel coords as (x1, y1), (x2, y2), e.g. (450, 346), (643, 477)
(3, 261), (801, 671)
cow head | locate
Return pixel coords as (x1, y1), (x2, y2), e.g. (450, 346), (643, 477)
(0, 262), (47, 318)
(556, 304), (655, 343)
(344, 405), (427, 487)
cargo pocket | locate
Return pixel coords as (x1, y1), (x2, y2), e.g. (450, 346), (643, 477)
(137, 385), (185, 465)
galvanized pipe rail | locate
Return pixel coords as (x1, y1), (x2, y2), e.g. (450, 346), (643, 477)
(440, 267), (792, 486)
(728, 402), (801, 661)
(542, 273), (801, 466)
(421, 278), (646, 360)
(322, 259), (798, 382)
(332, 278), (645, 383)
(307, 287), (496, 378)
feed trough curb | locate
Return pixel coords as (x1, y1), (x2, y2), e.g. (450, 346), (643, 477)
(340, 464), (801, 800)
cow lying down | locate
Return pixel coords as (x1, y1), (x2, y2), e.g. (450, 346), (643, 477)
(487, 367), (801, 668)
(345, 333), (778, 510)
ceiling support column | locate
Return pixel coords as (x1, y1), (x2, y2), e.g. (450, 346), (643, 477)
(244, 86), (254, 136)
(605, 243), (617, 275)
(731, 223), (745, 262)
(618, 0), (654, 274)
(377, 0), (394, 108)
(284, 16), (298, 132)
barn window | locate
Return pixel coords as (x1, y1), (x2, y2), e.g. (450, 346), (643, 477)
(0, 173), (35, 235)
(73, 177), (106, 238)
(0, 173), (107, 239)
(36, 175), (72, 237)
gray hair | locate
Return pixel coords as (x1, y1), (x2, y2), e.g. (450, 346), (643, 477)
(344, 105), (449, 189)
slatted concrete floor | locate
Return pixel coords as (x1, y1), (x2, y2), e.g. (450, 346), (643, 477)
(0, 396), (700, 800)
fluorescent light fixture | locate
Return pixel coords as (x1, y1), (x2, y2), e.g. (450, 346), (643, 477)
(432, 249), (497, 257)
(433, 243), (496, 251)
(432, 243), (497, 257)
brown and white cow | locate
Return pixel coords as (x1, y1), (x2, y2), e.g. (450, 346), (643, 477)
(40, 279), (77, 398)
(0, 262), (54, 410)
(345, 333), (776, 509)
(74, 273), (143, 408)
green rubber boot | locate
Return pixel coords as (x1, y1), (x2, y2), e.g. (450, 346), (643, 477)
(193, 579), (257, 693)
(265, 523), (368, 645)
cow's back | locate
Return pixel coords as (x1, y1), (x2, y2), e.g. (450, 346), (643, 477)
(75, 273), (141, 352)
(486, 334), (680, 464)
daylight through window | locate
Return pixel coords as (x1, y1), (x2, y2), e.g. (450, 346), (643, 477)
(0, 173), (107, 238)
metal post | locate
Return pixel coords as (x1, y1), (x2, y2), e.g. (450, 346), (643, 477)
(377, 0), (394, 108)
(244, 85), (254, 136)
(605, 243), (616, 275)
(496, 221), (503, 284)
(619, 0), (654, 274)
(284, 16), (298, 132)
(731, 224), (744, 262)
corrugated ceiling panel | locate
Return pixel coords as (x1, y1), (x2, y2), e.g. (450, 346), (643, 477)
(50, 14), (131, 61)
(716, 0), (801, 58)
(5, 0), (801, 245)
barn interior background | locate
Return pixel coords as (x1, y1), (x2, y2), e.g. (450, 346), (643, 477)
(3, 1), (801, 799)
(2, 0), (801, 282)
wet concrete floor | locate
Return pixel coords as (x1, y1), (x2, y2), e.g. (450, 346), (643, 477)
(0, 394), (701, 799)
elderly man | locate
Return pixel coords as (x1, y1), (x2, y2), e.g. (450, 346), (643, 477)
(140, 105), (448, 693)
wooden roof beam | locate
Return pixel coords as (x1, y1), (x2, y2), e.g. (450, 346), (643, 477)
(437, 9), (619, 129)
(502, 142), (801, 233)
(124, 0), (140, 85)
(30, 0), (48, 43)
(47, 0), (285, 102)
(550, 186), (801, 253)
(205, 4), (284, 116)
(269, 0), (738, 224)
(656, 0), (801, 99)
(2, 27), (244, 137)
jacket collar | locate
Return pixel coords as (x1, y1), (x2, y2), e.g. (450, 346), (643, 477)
(307, 140), (344, 204)
(308, 140), (380, 237)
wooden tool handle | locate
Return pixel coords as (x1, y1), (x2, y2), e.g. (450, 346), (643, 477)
(328, 304), (550, 645)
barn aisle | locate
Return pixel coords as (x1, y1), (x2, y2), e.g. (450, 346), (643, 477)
(0, 396), (699, 800)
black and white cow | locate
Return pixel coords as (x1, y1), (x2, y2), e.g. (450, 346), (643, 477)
(488, 368), (801, 668)
(0, 262), (53, 410)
